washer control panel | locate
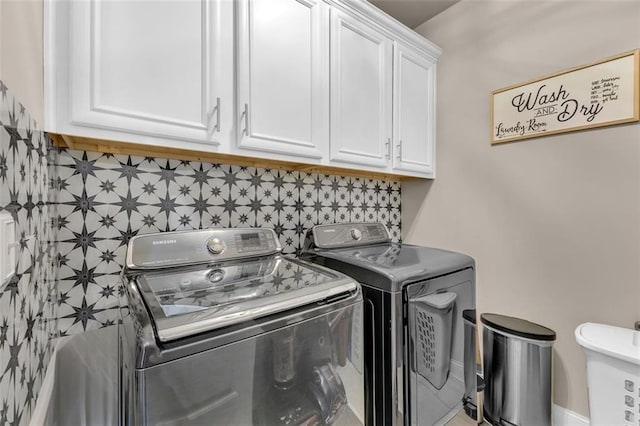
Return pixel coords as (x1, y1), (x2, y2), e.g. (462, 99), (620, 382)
(310, 222), (390, 249)
(126, 228), (281, 269)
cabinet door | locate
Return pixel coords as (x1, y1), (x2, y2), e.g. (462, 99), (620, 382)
(67, 0), (231, 146)
(236, 0), (327, 160)
(329, 9), (392, 169)
(392, 43), (436, 177)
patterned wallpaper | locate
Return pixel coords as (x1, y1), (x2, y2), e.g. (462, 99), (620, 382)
(0, 81), (58, 426)
(55, 148), (401, 336)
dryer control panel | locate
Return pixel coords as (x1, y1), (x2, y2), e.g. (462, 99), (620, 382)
(310, 223), (390, 249)
(126, 228), (281, 270)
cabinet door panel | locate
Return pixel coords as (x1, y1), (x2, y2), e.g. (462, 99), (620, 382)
(330, 9), (392, 169)
(96, 3), (201, 122)
(69, 0), (228, 145)
(237, 0), (326, 159)
(393, 43), (436, 177)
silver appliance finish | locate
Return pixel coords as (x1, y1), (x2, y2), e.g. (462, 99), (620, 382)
(482, 322), (554, 426)
(126, 227), (280, 269)
(405, 270), (475, 425)
(308, 223), (474, 293)
(120, 228), (365, 425)
(135, 256), (357, 342)
(302, 223), (476, 426)
(411, 292), (457, 389)
(125, 228), (357, 343)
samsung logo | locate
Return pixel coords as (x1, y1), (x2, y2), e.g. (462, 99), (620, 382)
(152, 239), (177, 246)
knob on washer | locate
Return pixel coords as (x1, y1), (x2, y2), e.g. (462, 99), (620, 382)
(206, 237), (226, 255)
(208, 269), (225, 283)
(350, 228), (362, 241)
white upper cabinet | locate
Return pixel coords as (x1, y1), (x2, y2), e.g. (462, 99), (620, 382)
(46, 0), (234, 149)
(392, 42), (437, 177)
(46, 0), (442, 178)
(236, 0), (327, 160)
(329, 8), (392, 169)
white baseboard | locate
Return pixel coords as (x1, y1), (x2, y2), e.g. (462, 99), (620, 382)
(553, 404), (590, 426)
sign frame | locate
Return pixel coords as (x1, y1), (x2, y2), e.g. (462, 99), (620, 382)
(490, 49), (640, 145)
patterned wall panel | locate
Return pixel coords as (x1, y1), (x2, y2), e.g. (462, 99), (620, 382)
(0, 81), (58, 426)
(55, 149), (402, 336)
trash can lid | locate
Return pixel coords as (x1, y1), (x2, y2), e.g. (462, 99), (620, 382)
(463, 309), (476, 324)
(575, 322), (640, 366)
(480, 313), (556, 341)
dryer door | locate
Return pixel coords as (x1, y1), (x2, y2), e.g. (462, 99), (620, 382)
(405, 268), (475, 426)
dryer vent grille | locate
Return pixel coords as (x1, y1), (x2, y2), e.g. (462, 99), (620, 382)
(417, 310), (436, 373)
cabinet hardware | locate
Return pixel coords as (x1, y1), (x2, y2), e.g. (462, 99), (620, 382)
(241, 104), (249, 136)
(396, 140), (402, 160)
(385, 139), (391, 159)
(207, 97), (221, 134)
(214, 97), (221, 133)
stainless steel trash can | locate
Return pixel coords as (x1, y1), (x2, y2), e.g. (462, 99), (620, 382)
(481, 313), (556, 426)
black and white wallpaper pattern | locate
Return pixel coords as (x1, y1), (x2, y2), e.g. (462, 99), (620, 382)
(55, 149), (401, 336)
(0, 81), (58, 426)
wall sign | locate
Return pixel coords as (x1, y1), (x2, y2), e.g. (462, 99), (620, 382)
(491, 50), (639, 144)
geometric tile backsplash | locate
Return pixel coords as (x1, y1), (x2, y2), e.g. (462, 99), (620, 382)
(0, 81), (58, 426)
(55, 149), (401, 336)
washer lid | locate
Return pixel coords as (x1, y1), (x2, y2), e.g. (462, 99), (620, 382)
(481, 313), (556, 341)
(135, 256), (358, 342)
(309, 243), (474, 292)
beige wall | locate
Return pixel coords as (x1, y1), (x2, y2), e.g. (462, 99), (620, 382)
(0, 0), (44, 125)
(407, 0), (640, 416)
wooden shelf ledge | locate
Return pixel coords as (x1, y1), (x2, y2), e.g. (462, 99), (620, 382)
(48, 133), (422, 182)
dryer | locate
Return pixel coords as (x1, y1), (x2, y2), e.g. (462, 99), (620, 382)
(302, 223), (476, 426)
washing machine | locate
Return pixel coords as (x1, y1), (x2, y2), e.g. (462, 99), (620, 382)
(302, 222), (476, 426)
(119, 227), (365, 425)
